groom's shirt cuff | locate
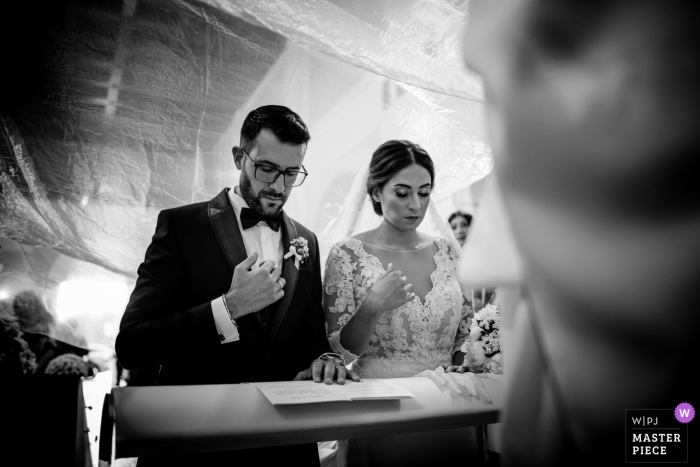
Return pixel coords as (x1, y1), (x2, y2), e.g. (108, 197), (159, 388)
(212, 297), (240, 343)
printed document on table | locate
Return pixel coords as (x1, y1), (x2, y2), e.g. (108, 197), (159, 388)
(250, 380), (414, 405)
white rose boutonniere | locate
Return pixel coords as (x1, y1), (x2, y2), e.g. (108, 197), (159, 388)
(284, 237), (309, 270)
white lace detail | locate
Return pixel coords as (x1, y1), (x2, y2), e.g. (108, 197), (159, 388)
(323, 237), (474, 378)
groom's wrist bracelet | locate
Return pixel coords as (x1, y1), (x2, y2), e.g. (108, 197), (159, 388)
(221, 294), (238, 331)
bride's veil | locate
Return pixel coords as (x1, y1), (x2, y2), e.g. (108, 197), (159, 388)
(322, 155), (463, 263)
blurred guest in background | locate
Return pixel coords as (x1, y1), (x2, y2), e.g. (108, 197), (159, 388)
(12, 290), (53, 334)
(450, 211), (496, 310)
(449, 210), (472, 247)
(12, 290), (90, 374)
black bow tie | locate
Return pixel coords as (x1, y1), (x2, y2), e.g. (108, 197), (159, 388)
(240, 208), (283, 232)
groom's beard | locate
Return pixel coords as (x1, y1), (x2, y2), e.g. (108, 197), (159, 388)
(239, 169), (287, 216)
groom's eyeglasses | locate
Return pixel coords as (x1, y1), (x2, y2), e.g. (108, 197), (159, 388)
(240, 148), (308, 187)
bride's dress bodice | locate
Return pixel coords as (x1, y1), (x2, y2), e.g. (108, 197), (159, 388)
(323, 237), (474, 378)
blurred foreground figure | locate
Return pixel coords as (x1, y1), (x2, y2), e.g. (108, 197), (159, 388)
(462, 0), (699, 464)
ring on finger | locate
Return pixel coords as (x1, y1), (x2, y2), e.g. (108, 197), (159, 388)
(319, 352), (346, 367)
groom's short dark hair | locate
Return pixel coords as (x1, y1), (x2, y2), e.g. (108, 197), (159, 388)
(240, 105), (310, 149)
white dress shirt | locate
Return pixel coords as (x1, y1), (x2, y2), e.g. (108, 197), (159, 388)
(212, 188), (284, 343)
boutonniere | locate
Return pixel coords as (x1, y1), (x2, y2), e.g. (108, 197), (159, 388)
(284, 237), (309, 270)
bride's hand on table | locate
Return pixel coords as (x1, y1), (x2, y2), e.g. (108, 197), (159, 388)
(293, 358), (361, 385)
(414, 366), (492, 402)
(364, 263), (414, 313)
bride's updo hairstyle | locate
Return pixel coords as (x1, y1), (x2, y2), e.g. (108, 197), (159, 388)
(366, 140), (435, 215)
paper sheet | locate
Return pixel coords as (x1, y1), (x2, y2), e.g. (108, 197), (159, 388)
(332, 379), (414, 401)
(250, 380), (414, 405)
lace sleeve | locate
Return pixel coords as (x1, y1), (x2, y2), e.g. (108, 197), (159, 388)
(323, 243), (361, 364)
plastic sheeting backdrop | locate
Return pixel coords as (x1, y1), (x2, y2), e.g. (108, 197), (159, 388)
(0, 0), (491, 278)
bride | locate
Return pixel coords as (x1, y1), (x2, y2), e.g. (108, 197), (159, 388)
(323, 140), (483, 466)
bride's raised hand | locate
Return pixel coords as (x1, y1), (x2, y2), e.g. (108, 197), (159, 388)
(364, 263), (415, 313)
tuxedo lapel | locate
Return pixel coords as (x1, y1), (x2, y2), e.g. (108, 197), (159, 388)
(207, 188), (263, 328)
(269, 213), (299, 342)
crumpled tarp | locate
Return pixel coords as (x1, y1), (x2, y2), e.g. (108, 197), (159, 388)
(0, 0), (491, 277)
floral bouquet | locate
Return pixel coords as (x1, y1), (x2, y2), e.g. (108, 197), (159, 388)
(44, 353), (90, 377)
(461, 303), (502, 374)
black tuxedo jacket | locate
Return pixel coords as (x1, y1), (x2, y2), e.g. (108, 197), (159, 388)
(116, 187), (332, 385)
(116, 189), (329, 465)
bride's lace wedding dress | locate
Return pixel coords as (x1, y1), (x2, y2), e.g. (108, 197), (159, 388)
(324, 237), (474, 378)
(322, 236), (481, 466)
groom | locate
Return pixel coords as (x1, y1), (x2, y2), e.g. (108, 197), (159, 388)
(117, 105), (356, 466)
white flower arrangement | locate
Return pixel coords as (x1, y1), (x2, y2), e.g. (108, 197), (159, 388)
(461, 303), (502, 374)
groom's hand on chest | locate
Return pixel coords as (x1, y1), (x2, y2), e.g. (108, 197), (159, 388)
(225, 252), (286, 320)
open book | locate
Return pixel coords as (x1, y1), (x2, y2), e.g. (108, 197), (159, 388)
(250, 379), (414, 405)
